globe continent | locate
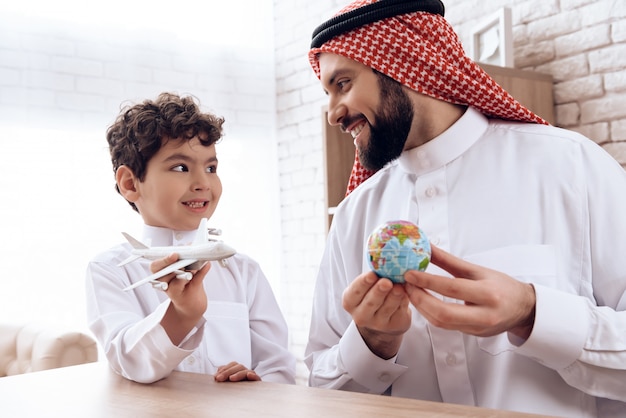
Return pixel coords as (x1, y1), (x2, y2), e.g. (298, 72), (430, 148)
(367, 220), (431, 283)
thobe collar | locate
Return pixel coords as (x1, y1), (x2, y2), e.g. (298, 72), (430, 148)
(141, 224), (198, 247)
(398, 106), (489, 176)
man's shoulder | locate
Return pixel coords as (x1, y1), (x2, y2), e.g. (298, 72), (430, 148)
(488, 119), (590, 144)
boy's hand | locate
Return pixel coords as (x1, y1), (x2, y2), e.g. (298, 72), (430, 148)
(214, 361), (261, 382)
(153, 253), (211, 345)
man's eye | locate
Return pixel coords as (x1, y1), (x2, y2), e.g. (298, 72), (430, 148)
(172, 164), (188, 172)
(337, 79), (350, 90)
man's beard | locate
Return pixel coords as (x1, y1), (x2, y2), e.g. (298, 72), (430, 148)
(359, 72), (414, 172)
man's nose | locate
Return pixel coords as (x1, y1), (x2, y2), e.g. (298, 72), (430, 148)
(327, 98), (346, 126)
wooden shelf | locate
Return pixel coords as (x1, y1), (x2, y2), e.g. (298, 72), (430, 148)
(478, 63), (554, 125)
(323, 65), (554, 230)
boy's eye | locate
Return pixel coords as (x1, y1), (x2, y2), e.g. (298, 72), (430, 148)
(171, 164), (188, 172)
(206, 165), (217, 174)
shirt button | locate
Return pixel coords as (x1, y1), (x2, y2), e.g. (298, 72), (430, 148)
(446, 353), (457, 366)
(378, 372), (391, 382)
(187, 356), (196, 365)
(425, 187), (436, 198)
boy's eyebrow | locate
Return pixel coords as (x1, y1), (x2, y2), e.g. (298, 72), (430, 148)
(162, 153), (218, 164)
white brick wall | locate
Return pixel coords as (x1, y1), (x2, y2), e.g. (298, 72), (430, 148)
(274, 0), (626, 384)
(0, 2), (283, 356)
(2, 0), (624, 387)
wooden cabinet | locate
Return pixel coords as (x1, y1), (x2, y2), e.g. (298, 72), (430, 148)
(322, 64), (554, 230)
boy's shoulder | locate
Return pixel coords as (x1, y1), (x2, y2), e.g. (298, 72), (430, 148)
(217, 252), (257, 270)
(89, 242), (132, 266)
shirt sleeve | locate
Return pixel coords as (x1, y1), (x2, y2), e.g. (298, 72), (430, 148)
(305, 228), (408, 393)
(85, 259), (205, 383)
(514, 140), (626, 402)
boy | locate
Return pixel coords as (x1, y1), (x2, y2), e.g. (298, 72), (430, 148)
(86, 92), (295, 384)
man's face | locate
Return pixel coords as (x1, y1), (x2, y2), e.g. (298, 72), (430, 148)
(318, 53), (414, 171)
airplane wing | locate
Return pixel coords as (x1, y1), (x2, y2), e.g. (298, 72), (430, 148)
(122, 258), (198, 291)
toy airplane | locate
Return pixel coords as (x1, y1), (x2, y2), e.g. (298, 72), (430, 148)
(119, 218), (237, 291)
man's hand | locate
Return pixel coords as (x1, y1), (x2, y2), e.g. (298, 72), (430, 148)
(404, 245), (536, 340)
(342, 271), (412, 359)
(154, 253), (211, 345)
(214, 362), (261, 382)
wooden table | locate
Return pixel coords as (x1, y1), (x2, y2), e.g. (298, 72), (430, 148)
(0, 362), (556, 417)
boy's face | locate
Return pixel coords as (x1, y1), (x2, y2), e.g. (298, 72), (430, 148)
(133, 136), (222, 231)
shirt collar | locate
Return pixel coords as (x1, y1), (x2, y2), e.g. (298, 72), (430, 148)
(398, 106), (488, 176)
(141, 224), (198, 247)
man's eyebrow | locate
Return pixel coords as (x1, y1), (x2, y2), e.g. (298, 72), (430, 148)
(324, 68), (349, 88)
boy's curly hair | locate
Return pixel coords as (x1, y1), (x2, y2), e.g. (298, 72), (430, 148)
(106, 92), (225, 212)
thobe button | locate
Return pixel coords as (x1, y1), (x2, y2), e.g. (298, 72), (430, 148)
(432, 237), (441, 245)
(445, 353), (457, 366)
(378, 372), (392, 382)
(425, 187), (436, 198)
(187, 356), (196, 365)
(175, 233), (183, 241)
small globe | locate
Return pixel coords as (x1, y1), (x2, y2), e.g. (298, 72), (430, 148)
(366, 220), (431, 283)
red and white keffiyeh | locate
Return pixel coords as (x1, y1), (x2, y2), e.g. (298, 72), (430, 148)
(309, 0), (548, 195)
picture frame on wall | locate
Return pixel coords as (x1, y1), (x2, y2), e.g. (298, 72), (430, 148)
(470, 7), (513, 68)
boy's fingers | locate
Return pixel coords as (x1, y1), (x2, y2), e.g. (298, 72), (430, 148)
(149, 253), (179, 273)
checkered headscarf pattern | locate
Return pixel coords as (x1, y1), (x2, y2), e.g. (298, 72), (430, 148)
(310, 0), (548, 195)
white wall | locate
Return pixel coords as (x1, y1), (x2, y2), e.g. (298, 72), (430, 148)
(3, 0), (625, 387)
(0, 0), (281, 338)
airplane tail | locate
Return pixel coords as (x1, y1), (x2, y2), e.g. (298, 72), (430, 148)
(193, 218), (209, 245)
(121, 232), (149, 249)
(117, 232), (149, 267)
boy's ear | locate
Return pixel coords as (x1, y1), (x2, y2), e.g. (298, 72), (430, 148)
(115, 165), (140, 202)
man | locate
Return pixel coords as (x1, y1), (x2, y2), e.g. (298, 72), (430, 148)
(304, 1), (626, 417)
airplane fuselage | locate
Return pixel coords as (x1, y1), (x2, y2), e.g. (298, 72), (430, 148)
(131, 241), (236, 263)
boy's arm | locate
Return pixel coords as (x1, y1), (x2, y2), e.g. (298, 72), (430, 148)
(86, 257), (205, 384)
(154, 254), (210, 345)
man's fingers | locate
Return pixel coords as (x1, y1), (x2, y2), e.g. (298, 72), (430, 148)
(404, 269), (487, 304)
(342, 271), (381, 311)
(429, 245), (482, 280)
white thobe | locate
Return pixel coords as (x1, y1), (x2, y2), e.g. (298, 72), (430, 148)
(86, 224), (295, 384)
(305, 107), (626, 417)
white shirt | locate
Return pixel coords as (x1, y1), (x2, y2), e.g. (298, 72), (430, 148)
(305, 107), (626, 417)
(86, 224), (295, 384)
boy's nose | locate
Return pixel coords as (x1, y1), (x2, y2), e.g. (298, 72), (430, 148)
(191, 174), (211, 191)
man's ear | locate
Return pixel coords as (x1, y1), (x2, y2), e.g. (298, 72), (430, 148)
(115, 165), (140, 202)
